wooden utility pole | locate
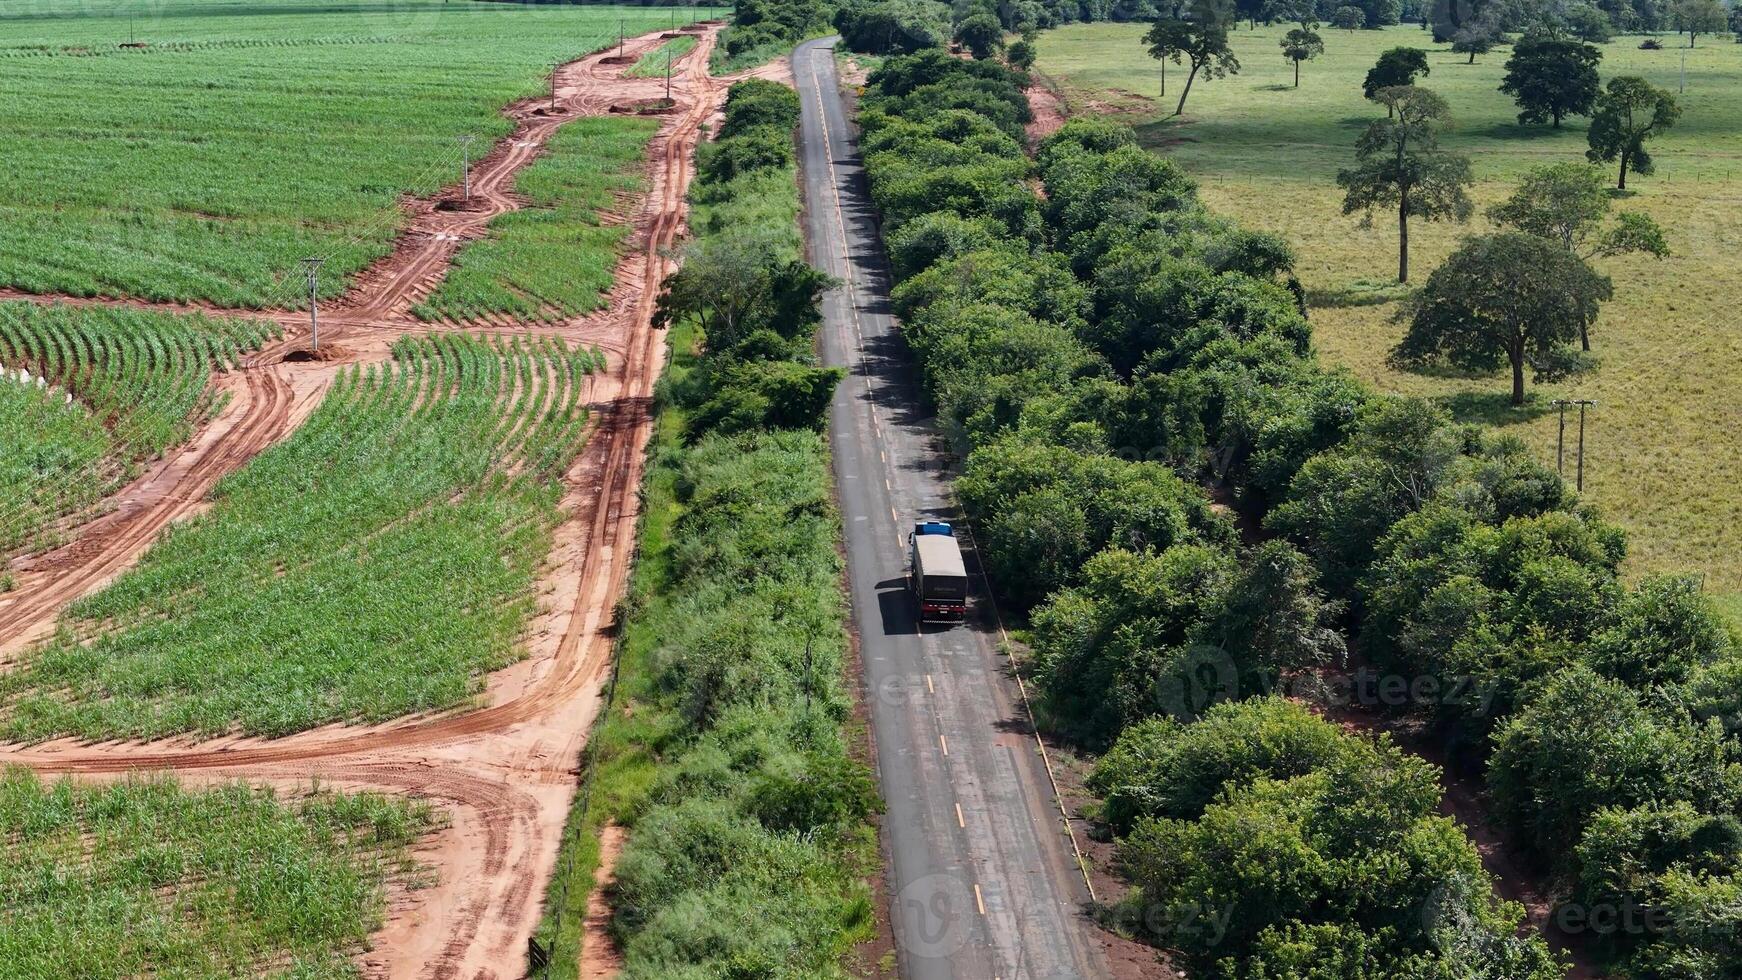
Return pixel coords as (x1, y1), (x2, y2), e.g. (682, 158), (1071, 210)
(301, 257), (323, 352)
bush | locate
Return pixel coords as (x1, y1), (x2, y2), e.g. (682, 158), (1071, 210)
(1488, 665), (1742, 859)
(1088, 698), (1357, 832)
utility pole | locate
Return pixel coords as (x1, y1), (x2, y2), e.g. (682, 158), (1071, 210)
(456, 134), (475, 202)
(301, 257), (324, 352)
(666, 49), (673, 102)
(1552, 398), (1598, 492)
(1553, 399), (1567, 476)
(1576, 399), (1595, 493)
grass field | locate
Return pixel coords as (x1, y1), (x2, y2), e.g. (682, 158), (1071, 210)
(0, 302), (276, 559)
(0, 0), (690, 308)
(416, 116), (658, 323)
(626, 33), (696, 77)
(0, 767), (436, 978)
(0, 334), (602, 742)
(1037, 22), (1742, 616)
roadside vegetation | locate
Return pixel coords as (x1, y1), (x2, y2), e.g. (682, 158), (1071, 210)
(416, 116), (658, 323)
(855, 36), (1742, 975)
(0, 766), (436, 978)
(0, 0), (689, 307)
(712, 0), (836, 70)
(1037, 19), (1742, 616)
(0, 334), (602, 742)
(532, 80), (873, 978)
(0, 302), (275, 558)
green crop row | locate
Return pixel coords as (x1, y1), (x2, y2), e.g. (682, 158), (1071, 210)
(0, 766), (437, 979)
(0, 333), (605, 742)
(625, 34), (696, 77)
(0, 301), (275, 558)
(0, 2), (692, 307)
(416, 116), (659, 324)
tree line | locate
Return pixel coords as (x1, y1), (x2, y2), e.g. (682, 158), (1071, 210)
(850, 33), (1742, 975)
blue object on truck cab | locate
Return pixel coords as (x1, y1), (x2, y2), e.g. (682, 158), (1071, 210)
(914, 521), (955, 537)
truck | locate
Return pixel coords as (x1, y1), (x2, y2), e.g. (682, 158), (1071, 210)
(908, 521), (968, 624)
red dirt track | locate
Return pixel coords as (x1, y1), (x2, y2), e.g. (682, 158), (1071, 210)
(0, 26), (735, 978)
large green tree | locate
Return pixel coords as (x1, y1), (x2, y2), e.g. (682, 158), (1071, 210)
(954, 10), (1004, 59)
(1671, 0), (1727, 44)
(1362, 46), (1429, 103)
(1499, 33), (1602, 128)
(1488, 161), (1669, 348)
(1336, 86), (1473, 283)
(1279, 26), (1324, 87)
(1586, 75), (1681, 189)
(1391, 232), (1611, 404)
(1145, 0), (1242, 115)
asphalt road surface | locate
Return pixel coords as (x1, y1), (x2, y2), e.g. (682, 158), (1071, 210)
(793, 36), (1112, 980)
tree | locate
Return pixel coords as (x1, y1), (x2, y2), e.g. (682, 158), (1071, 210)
(1565, 2), (1616, 40)
(1391, 232), (1610, 404)
(656, 230), (836, 353)
(1451, 15), (1503, 62)
(1337, 86), (1473, 283)
(1499, 34), (1602, 127)
(1489, 665), (1740, 857)
(1279, 26), (1324, 86)
(1670, 0), (1726, 45)
(954, 11), (1004, 59)
(1145, 0), (1241, 116)
(1261, 0), (1313, 23)
(1586, 76), (1681, 189)
(1332, 4), (1366, 28)
(834, 0), (952, 55)
(1363, 46), (1428, 103)
(1006, 37), (1036, 70)
(1488, 162), (1668, 348)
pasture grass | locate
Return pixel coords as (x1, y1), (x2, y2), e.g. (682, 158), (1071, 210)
(1037, 22), (1742, 610)
(416, 116), (659, 323)
(0, 766), (437, 979)
(0, 302), (276, 559)
(626, 33), (696, 77)
(0, 334), (603, 742)
(0, 0), (692, 307)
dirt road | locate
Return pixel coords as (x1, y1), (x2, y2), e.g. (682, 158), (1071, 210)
(0, 25), (732, 978)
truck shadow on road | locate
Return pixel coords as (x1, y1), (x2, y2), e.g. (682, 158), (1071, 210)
(876, 578), (920, 636)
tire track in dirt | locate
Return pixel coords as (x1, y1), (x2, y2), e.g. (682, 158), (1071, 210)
(2, 26), (735, 979)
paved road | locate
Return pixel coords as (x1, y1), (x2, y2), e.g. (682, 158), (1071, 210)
(793, 37), (1111, 980)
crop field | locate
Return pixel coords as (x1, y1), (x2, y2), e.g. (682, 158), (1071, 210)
(416, 116), (658, 323)
(0, 333), (604, 742)
(1038, 23), (1742, 615)
(0, 302), (275, 559)
(627, 33), (697, 77)
(0, 767), (436, 978)
(0, 0), (691, 307)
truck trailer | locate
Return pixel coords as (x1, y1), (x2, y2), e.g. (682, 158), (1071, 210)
(908, 521), (968, 624)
